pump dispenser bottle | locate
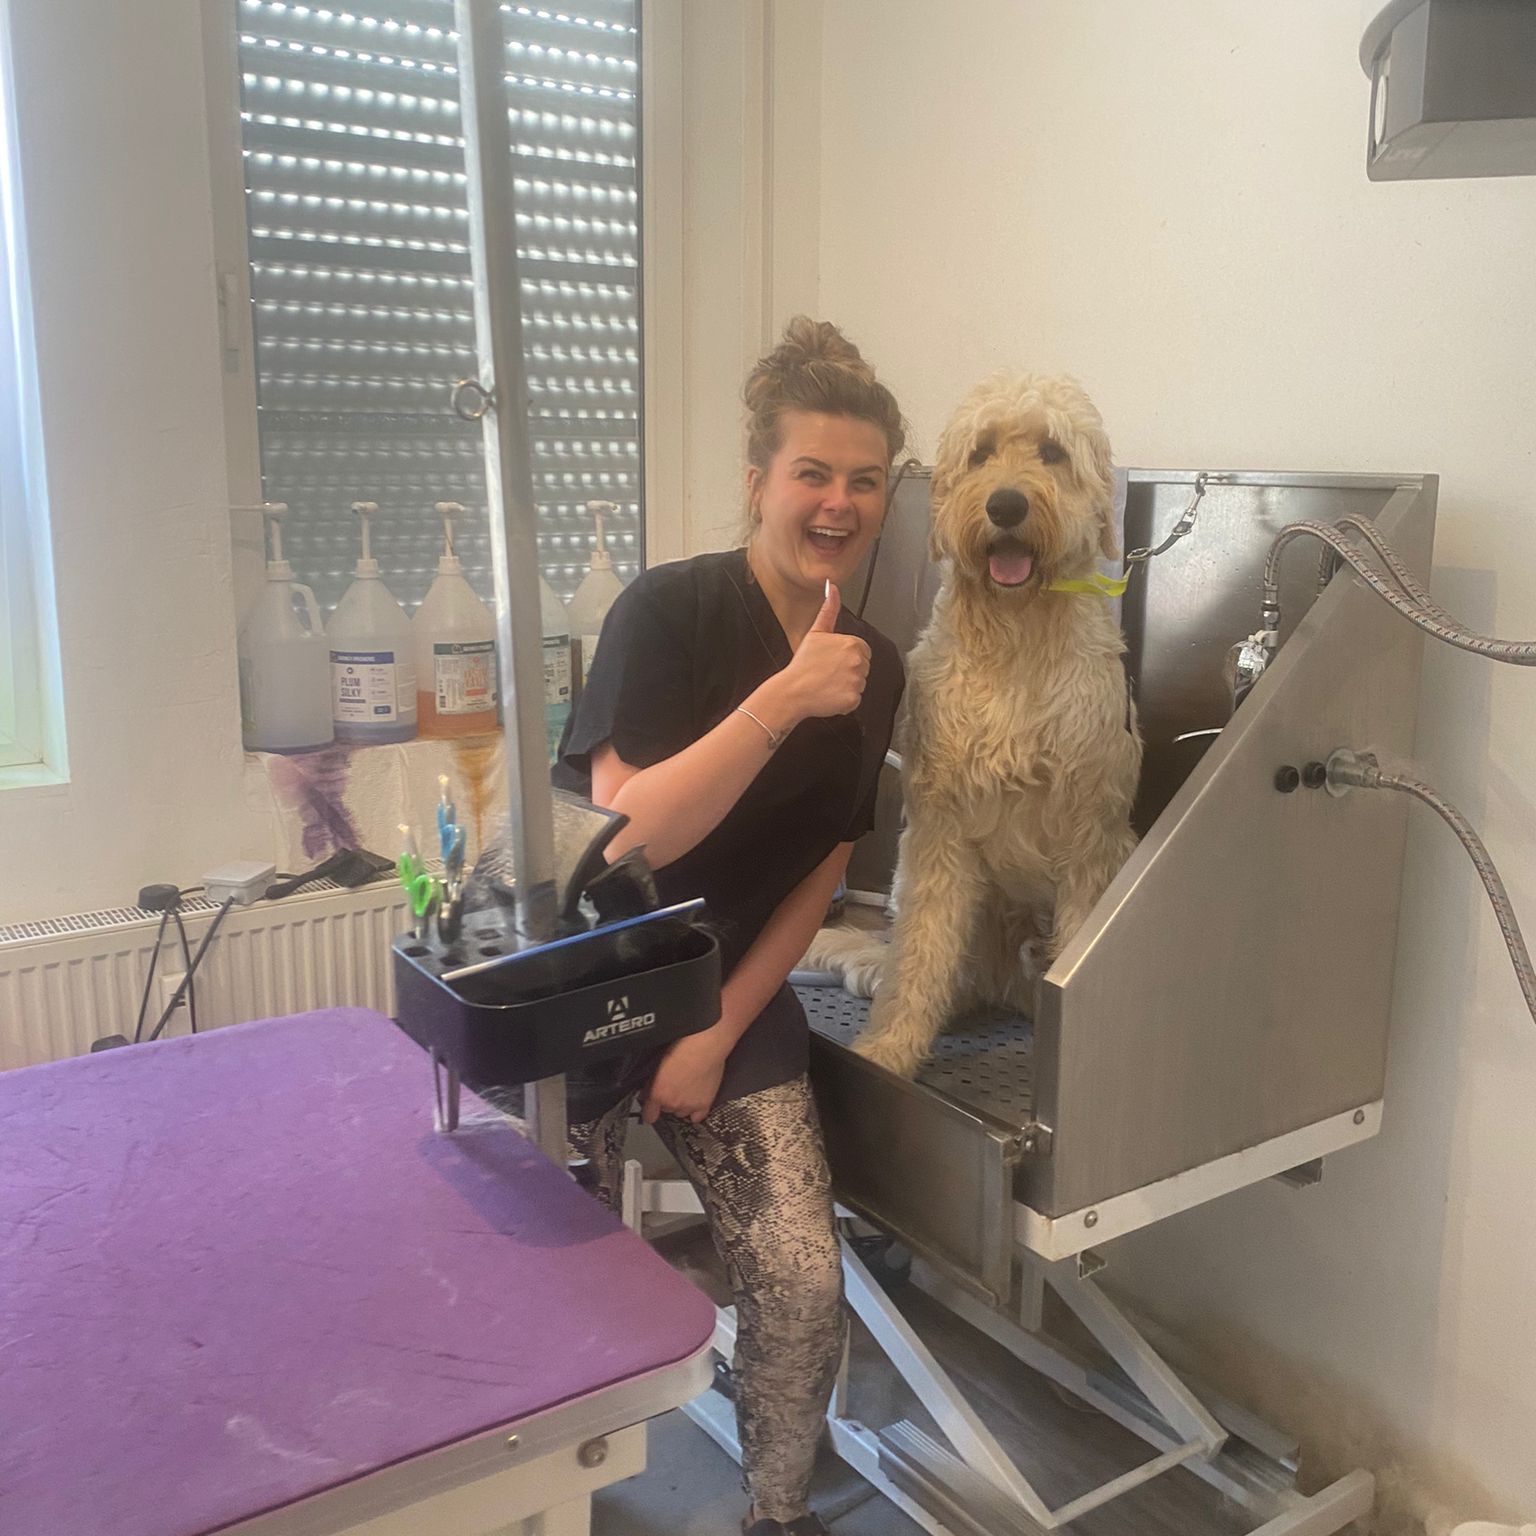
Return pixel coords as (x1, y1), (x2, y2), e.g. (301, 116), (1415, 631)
(414, 501), (498, 739)
(237, 503), (334, 753)
(566, 499), (626, 689)
(328, 500), (417, 743)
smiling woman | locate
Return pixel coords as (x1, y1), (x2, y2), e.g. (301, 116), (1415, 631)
(746, 412), (890, 630)
(546, 316), (908, 1533)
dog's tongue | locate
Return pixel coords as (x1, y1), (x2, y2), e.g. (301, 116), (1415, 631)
(989, 549), (1034, 587)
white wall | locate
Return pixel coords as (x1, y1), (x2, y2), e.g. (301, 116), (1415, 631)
(808, 1), (1536, 1527)
(0, 0), (264, 927)
(655, 0), (825, 558)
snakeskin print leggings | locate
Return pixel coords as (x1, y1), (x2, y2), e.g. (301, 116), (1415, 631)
(571, 1075), (845, 1524)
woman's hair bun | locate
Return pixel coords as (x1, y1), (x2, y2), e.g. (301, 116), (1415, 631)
(742, 316), (905, 499)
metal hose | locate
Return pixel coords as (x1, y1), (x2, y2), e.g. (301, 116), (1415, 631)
(1264, 520), (1536, 664)
(1328, 754), (1536, 1029)
(1317, 514), (1462, 630)
(1264, 519), (1536, 1028)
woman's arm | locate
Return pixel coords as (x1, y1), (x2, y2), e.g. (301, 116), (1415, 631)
(593, 583), (869, 869)
(642, 840), (852, 1123)
(590, 701), (788, 871)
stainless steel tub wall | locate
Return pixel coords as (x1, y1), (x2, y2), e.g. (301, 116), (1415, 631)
(822, 469), (1437, 1242)
(1122, 473), (1431, 833)
(845, 468), (939, 897)
(1035, 473), (1436, 1217)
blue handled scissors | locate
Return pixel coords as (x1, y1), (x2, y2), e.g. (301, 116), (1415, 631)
(435, 778), (466, 945)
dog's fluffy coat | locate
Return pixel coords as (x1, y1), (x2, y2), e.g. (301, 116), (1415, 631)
(808, 373), (1143, 1077)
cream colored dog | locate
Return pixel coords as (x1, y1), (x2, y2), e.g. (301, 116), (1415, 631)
(807, 373), (1142, 1077)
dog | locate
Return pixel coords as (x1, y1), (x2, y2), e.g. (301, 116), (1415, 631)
(806, 373), (1142, 1077)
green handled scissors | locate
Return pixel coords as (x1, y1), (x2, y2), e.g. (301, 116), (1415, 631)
(397, 828), (438, 922)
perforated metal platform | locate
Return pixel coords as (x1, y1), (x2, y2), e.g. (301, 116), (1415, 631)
(795, 985), (1036, 1128)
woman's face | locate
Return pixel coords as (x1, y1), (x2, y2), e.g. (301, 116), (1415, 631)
(747, 412), (889, 596)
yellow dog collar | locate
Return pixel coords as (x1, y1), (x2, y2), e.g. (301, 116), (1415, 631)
(1046, 571), (1130, 598)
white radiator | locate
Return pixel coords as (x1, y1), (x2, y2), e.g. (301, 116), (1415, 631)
(0, 883), (410, 1071)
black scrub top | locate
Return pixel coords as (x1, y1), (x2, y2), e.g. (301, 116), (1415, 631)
(554, 547), (903, 1102)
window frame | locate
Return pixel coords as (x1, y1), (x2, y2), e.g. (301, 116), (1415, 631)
(200, 0), (680, 627)
(0, 0), (63, 783)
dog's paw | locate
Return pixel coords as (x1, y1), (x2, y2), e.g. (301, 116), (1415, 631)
(841, 956), (885, 999)
(851, 1030), (928, 1079)
(800, 927), (888, 999)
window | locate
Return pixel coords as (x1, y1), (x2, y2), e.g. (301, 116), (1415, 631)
(232, 0), (644, 615)
(0, 6), (59, 777)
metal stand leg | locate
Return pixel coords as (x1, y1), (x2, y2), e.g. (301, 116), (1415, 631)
(525, 1075), (568, 1167)
(432, 1052), (461, 1134)
(621, 1158), (644, 1233)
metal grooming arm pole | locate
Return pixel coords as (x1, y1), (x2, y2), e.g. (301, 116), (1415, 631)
(453, 0), (566, 1162)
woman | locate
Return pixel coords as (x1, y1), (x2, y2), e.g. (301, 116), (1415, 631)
(554, 316), (907, 1536)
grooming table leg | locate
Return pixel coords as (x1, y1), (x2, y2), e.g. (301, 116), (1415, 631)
(525, 1074), (568, 1166)
(681, 1357), (742, 1459)
(432, 1052), (461, 1133)
(639, 1173), (705, 1216)
(516, 1493), (592, 1535)
(621, 1158), (644, 1233)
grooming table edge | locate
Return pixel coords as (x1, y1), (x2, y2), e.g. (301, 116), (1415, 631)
(0, 1009), (716, 1536)
(214, 1351), (714, 1536)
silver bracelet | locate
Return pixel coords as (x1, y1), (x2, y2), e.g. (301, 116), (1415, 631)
(735, 704), (787, 751)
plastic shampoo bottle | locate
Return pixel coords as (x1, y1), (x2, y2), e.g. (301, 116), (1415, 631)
(237, 503), (334, 753)
(328, 501), (417, 744)
(565, 499), (626, 690)
(414, 501), (498, 738)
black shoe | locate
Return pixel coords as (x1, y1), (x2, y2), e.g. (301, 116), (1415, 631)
(742, 1516), (829, 1535)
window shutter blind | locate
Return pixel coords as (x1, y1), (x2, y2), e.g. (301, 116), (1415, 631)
(236, 0), (642, 613)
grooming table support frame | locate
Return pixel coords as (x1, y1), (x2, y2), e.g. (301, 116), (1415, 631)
(630, 1169), (1373, 1536)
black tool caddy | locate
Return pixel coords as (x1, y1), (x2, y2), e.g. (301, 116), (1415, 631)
(393, 902), (720, 1087)
(392, 791), (721, 1098)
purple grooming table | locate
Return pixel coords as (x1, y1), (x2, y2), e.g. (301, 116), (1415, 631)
(0, 1009), (715, 1536)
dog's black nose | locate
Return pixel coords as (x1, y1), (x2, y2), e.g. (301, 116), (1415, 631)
(985, 487), (1030, 529)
